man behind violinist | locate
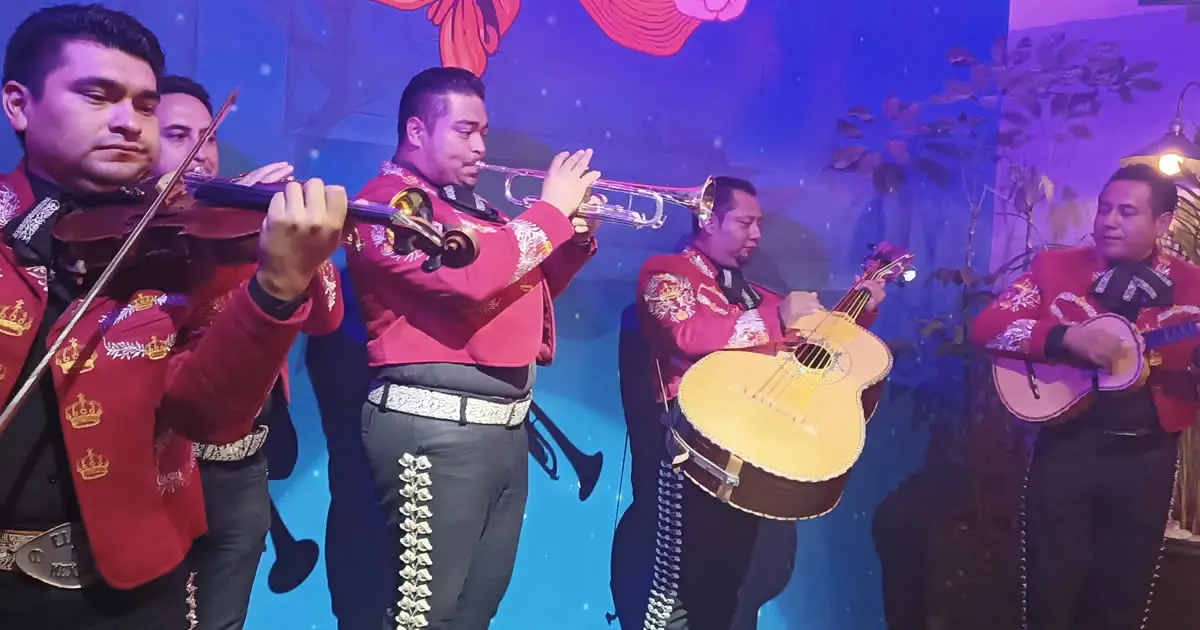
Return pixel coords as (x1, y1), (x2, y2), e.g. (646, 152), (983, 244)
(634, 177), (886, 630)
(972, 164), (1200, 630)
(149, 74), (344, 629)
(344, 66), (600, 629)
(0, 5), (347, 628)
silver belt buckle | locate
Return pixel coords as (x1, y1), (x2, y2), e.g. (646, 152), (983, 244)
(12, 523), (100, 589)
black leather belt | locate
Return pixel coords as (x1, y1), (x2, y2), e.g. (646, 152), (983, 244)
(0, 522), (100, 589)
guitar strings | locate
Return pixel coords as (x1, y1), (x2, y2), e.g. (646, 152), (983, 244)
(753, 278), (875, 400)
(754, 260), (900, 408)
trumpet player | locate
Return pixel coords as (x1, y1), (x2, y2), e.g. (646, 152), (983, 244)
(343, 66), (600, 630)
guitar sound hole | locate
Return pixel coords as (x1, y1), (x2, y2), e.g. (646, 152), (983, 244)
(793, 343), (833, 370)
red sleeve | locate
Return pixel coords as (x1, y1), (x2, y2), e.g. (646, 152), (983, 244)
(162, 281), (309, 444)
(969, 254), (1059, 361)
(347, 179), (577, 306)
(302, 259), (344, 336)
(542, 238), (597, 300)
(637, 256), (784, 359)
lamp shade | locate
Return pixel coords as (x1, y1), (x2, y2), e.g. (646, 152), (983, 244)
(1121, 121), (1200, 175)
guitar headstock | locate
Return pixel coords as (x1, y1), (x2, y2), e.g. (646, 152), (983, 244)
(863, 242), (917, 286)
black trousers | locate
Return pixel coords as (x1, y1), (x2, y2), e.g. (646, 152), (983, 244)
(1024, 424), (1179, 630)
(646, 463), (762, 630)
(361, 402), (528, 630)
(187, 451), (271, 630)
(0, 560), (193, 628)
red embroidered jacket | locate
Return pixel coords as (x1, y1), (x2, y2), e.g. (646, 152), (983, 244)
(0, 167), (314, 588)
(637, 247), (878, 402)
(187, 261), (344, 405)
(971, 246), (1200, 432)
(344, 163), (595, 369)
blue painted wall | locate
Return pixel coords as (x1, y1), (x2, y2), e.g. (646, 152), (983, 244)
(0, 0), (1009, 628)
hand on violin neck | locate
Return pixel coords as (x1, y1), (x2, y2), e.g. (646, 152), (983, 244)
(255, 179), (347, 302)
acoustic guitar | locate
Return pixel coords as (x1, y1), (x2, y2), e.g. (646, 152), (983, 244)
(672, 243), (916, 520)
(993, 313), (1198, 423)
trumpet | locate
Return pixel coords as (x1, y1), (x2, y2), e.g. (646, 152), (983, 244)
(477, 162), (715, 230)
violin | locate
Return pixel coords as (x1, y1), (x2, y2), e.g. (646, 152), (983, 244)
(0, 87), (477, 432)
(52, 171), (481, 277)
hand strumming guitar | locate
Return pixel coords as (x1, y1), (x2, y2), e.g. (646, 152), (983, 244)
(779, 291), (824, 328)
(1061, 325), (1127, 372)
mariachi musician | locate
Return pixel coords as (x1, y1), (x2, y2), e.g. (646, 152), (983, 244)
(635, 176), (885, 629)
(0, 5), (347, 628)
(972, 164), (1200, 630)
(343, 66), (601, 629)
(149, 75), (344, 629)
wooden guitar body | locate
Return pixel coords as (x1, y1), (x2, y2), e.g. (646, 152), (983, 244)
(675, 311), (893, 520)
(992, 313), (1148, 423)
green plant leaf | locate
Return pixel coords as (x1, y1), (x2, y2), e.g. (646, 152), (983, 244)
(915, 157), (950, 186)
(872, 162), (906, 194)
(1131, 77), (1164, 91)
(846, 106), (874, 122)
(1068, 124), (1092, 139)
(1126, 61), (1158, 75)
(991, 35), (1008, 64)
(830, 145), (868, 170)
(896, 102), (923, 124)
(836, 118), (864, 138)
(886, 139), (910, 164)
(948, 47), (976, 66)
(883, 95), (902, 120)
(1118, 85), (1136, 104)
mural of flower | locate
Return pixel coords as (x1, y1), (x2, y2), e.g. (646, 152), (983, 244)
(578, 0), (749, 56)
(372, 0), (521, 76)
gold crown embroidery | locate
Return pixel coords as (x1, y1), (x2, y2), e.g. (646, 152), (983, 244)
(0, 299), (33, 337)
(130, 293), (157, 311)
(145, 336), (170, 361)
(76, 449), (110, 481)
(0, 364), (7, 382)
(55, 338), (97, 375)
(65, 392), (103, 429)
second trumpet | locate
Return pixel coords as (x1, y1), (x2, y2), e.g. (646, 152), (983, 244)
(478, 162), (715, 230)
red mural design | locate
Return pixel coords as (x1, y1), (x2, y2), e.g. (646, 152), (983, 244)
(372, 0), (521, 76)
(373, 0), (748, 76)
(578, 0), (747, 56)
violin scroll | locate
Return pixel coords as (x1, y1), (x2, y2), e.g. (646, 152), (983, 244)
(383, 188), (479, 271)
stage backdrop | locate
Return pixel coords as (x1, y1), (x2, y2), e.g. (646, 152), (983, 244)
(0, 0), (1009, 628)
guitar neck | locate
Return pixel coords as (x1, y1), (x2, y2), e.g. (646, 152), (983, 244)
(831, 287), (871, 319)
(1143, 320), (1200, 350)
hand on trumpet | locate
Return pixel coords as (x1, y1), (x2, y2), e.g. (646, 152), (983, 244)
(541, 149), (601, 218)
(571, 214), (600, 243)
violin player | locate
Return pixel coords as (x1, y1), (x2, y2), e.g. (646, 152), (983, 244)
(0, 5), (347, 628)
(972, 164), (1200, 630)
(150, 75), (344, 630)
(633, 177), (885, 630)
(343, 66), (600, 629)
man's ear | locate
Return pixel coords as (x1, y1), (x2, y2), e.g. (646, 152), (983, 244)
(2, 81), (31, 133)
(1156, 210), (1174, 237)
(404, 116), (425, 149)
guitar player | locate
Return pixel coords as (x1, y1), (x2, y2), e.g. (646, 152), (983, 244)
(972, 163), (1200, 630)
(634, 176), (886, 629)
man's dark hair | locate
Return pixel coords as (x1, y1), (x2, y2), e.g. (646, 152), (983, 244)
(1105, 163), (1178, 216)
(694, 176), (758, 234)
(159, 75), (212, 114)
(396, 66), (485, 146)
(3, 4), (166, 97)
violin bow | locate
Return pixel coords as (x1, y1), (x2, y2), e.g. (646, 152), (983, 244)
(0, 90), (240, 434)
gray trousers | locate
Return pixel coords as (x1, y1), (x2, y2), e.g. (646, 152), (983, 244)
(187, 452), (271, 630)
(361, 402), (528, 630)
